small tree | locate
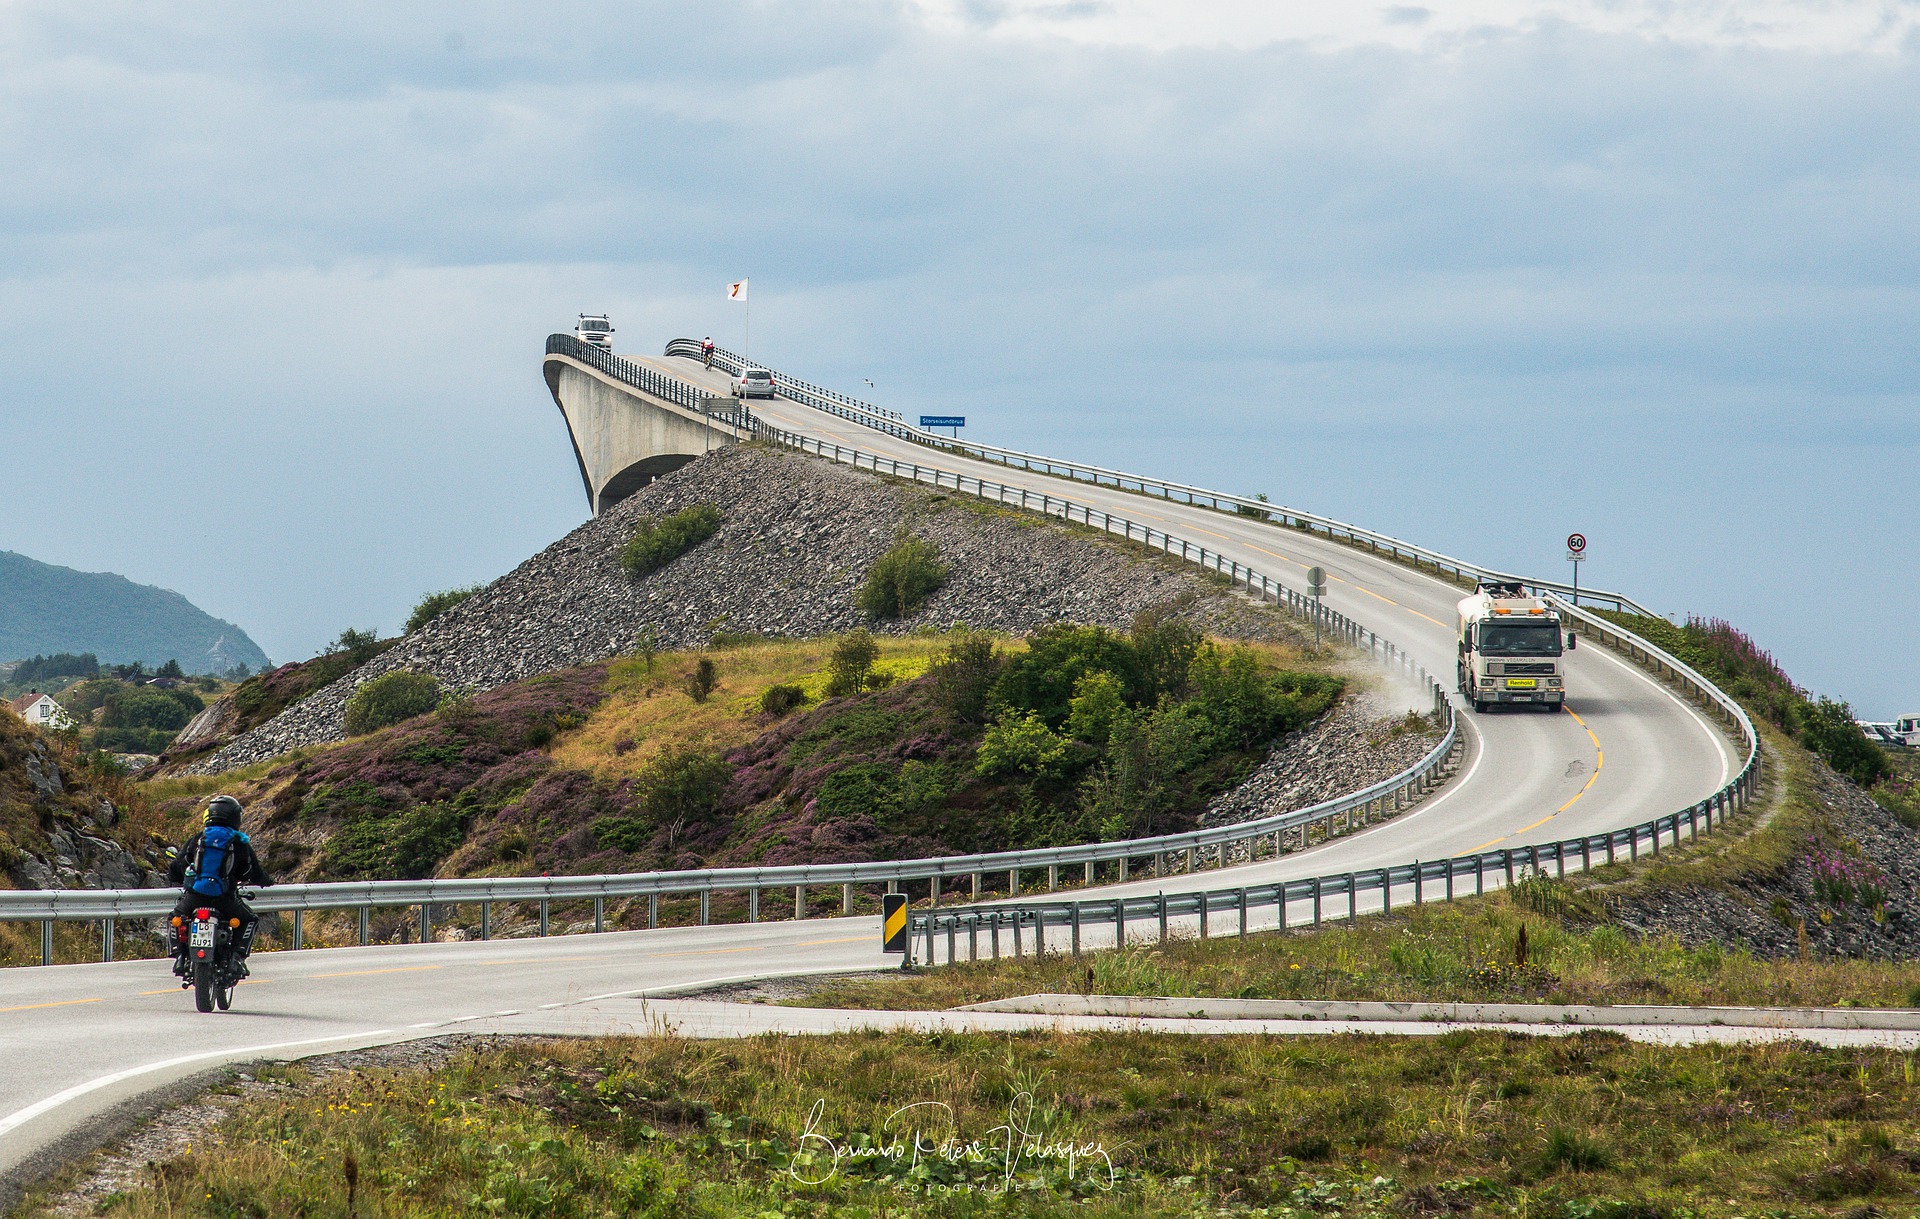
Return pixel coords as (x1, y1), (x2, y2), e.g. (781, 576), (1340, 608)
(684, 657), (719, 703)
(633, 625), (660, 675)
(826, 630), (879, 697)
(330, 628), (383, 666)
(760, 684), (807, 716)
(343, 671), (443, 735)
(157, 659), (185, 680)
(858, 530), (947, 619)
(405, 585), (481, 634)
(929, 632), (1002, 723)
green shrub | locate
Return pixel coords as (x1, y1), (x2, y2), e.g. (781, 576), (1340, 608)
(405, 585), (481, 634)
(330, 628), (385, 666)
(976, 710), (1068, 779)
(684, 657), (719, 703)
(826, 630), (879, 698)
(321, 799), (467, 880)
(593, 816), (652, 854)
(100, 688), (192, 732)
(343, 671), (443, 735)
(858, 530), (947, 619)
(619, 504), (723, 577)
(928, 632), (1003, 723)
(1540, 1128), (1613, 1173)
(760, 684), (807, 716)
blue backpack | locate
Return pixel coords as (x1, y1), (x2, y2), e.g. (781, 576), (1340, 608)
(189, 825), (244, 897)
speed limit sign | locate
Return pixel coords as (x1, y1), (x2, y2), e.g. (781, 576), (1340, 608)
(1566, 533), (1587, 559)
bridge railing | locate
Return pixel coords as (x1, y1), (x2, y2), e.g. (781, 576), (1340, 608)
(1, 418), (1466, 963)
(663, 339), (1653, 615)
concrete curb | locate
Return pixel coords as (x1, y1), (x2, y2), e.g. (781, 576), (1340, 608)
(957, 993), (1920, 1030)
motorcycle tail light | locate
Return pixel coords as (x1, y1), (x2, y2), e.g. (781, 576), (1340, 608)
(195, 908), (211, 919)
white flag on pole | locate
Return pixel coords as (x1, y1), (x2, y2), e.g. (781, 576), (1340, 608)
(728, 279), (749, 301)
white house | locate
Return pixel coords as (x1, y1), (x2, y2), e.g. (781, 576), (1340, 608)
(8, 692), (73, 730)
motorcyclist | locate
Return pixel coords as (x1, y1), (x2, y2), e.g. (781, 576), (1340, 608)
(701, 336), (715, 367)
(168, 794), (273, 975)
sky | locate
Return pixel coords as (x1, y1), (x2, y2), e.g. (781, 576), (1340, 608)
(1, 1), (1915, 715)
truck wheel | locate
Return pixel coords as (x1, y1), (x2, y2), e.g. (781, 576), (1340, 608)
(1472, 698), (1488, 713)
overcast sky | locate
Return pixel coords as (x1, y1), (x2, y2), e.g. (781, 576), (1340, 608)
(2, 1), (1915, 715)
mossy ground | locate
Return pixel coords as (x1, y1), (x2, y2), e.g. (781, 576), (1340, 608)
(35, 1030), (1920, 1217)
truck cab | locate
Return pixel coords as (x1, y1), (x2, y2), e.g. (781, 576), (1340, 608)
(1457, 581), (1566, 713)
(576, 314), (614, 350)
(1897, 715), (1920, 747)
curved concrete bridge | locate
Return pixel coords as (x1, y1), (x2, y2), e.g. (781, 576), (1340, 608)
(543, 337), (746, 514)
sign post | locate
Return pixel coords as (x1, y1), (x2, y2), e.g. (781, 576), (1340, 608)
(881, 892), (909, 962)
(1565, 533), (1587, 606)
(1307, 566), (1327, 652)
(919, 415), (966, 439)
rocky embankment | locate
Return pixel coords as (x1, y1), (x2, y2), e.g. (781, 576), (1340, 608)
(1, 720), (166, 892)
(190, 445), (1301, 774)
(1201, 699), (1443, 829)
(1609, 758), (1920, 962)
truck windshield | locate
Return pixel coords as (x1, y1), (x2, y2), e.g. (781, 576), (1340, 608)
(1479, 623), (1562, 656)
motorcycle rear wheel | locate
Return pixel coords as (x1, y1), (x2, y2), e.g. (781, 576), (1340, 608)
(193, 960), (214, 1013)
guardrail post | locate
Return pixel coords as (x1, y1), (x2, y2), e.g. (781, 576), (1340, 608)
(647, 894), (659, 929)
(749, 889), (759, 922)
(1071, 902), (1082, 959)
(1013, 912), (1024, 958)
(1198, 891), (1209, 939)
(358, 907), (370, 946)
(1629, 827), (1639, 862)
(102, 918), (114, 963)
(970, 916), (980, 961)
(594, 897), (604, 933)
(1084, 860), (1094, 885)
(843, 883), (854, 914)
(794, 885), (806, 919)
(1158, 893), (1169, 942)
(1502, 850), (1514, 888)
(698, 892), (710, 926)
(1114, 898), (1126, 947)
(421, 904), (432, 944)
(1237, 888), (1248, 939)
(1380, 869), (1391, 914)
(1444, 859), (1454, 901)
(1118, 857), (1129, 881)
(1475, 855), (1484, 896)
(42, 920), (52, 966)
(1414, 862), (1422, 906)
(1346, 874), (1358, 924)
(292, 910), (304, 950)
(1047, 865), (1058, 892)
(538, 900), (550, 936)
(481, 902), (491, 940)
(971, 873), (982, 899)
(1313, 877), (1322, 927)
(1009, 868), (1020, 896)
(1650, 821), (1660, 856)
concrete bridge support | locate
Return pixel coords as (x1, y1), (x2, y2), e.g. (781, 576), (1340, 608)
(543, 353), (737, 515)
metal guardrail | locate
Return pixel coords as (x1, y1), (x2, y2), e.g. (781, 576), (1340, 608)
(663, 339), (1655, 615)
(2, 413), (1464, 964)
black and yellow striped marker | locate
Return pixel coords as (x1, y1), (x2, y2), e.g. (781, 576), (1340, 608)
(881, 893), (908, 953)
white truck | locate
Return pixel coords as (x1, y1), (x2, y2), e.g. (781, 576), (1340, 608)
(575, 314), (614, 349)
(1457, 582), (1571, 713)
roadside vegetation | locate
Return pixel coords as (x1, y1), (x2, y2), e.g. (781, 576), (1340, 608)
(619, 504), (724, 577)
(42, 1030), (1920, 1218)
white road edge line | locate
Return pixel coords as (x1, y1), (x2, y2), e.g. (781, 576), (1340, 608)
(0, 1030), (394, 1140)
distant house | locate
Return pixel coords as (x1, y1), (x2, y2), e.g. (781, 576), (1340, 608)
(8, 692), (73, 730)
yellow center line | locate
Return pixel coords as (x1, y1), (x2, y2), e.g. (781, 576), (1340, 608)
(0, 997), (105, 1014)
(795, 935), (872, 947)
(1465, 709), (1606, 853)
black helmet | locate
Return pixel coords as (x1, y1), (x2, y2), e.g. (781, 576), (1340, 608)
(205, 795), (243, 829)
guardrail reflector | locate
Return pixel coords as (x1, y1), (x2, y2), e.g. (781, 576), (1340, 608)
(882, 893), (908, 953)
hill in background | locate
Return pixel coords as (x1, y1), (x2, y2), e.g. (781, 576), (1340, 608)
(0, 550), (270, 676)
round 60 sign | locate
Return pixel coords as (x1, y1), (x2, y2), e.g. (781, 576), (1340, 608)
(1566, 533), (1587, 556)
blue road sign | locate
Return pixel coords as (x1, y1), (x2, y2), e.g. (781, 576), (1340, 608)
(919, 416), (966, 429)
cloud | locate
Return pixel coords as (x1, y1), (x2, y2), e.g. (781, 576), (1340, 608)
(0, 1), (1915, 710)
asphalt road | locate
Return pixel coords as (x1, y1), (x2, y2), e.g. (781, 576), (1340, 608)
(0, 351), (1743, 1193)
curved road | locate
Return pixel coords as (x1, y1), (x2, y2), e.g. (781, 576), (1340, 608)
(0, 350), (1740, 1191)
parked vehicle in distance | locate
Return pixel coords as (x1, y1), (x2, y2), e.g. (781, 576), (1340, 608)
(576, 314), (614, 349)
(1897, 715), (1920, 748)
(731, 367), (775, 399)
(1457, 581), (1569, 713)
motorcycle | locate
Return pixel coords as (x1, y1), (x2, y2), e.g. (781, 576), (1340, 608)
(168, 888), (256, 1013)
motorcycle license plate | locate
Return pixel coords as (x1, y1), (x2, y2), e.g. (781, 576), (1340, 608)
(1505, 678), (1538, 689)
(190, 921), (216, 948)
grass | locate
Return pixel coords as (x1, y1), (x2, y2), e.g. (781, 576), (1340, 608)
(549, 633), (979, 783)
(43, 1029), (1920, 1217)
